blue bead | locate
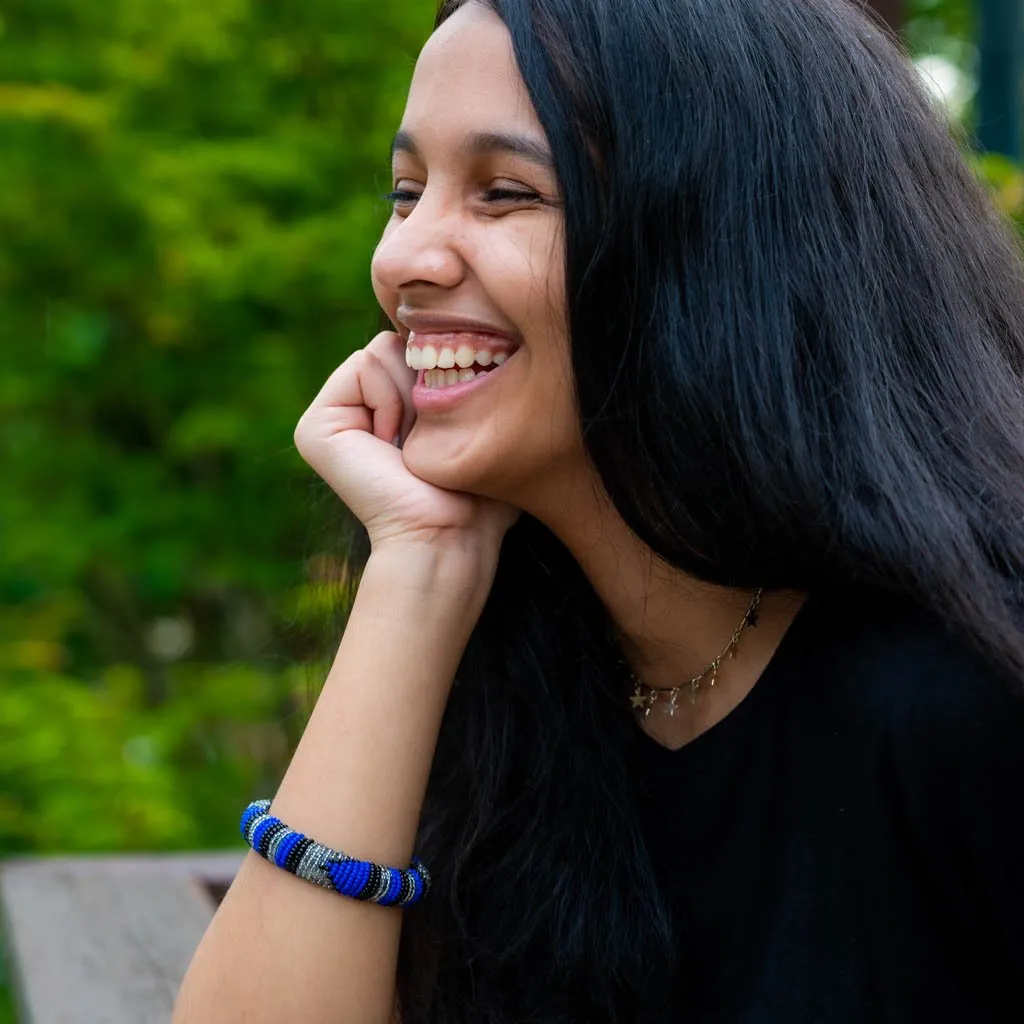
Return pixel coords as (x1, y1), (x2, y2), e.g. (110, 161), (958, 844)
(242, 800), (269, 826)
(239, 803), (263, 836)
(333, 860), (356, 895)
(324, 861), (344, 892)
(341, 860), (371, 897)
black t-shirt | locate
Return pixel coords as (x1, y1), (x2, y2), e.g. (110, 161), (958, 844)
(632, 587), (1024, 1023)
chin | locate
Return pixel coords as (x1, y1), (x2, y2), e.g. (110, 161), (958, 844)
(403, 437), (480, 491)
(403, 434), (518, 501)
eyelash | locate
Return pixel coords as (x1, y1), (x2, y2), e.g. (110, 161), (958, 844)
(383, 188), (543, 206)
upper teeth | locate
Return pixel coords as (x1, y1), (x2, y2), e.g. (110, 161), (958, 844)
(405, 345), (510, 371)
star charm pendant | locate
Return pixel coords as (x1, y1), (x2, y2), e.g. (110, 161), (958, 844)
(630, 686), (652, 716)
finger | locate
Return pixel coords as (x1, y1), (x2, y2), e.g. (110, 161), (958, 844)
(365, 331), (417, 442)
(357, 352), (406, 445)
(296, 349), (404, 447)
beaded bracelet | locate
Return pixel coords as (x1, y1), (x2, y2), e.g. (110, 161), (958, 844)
(240, 800), (431, 908)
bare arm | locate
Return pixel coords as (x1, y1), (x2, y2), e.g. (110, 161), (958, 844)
(172, 541), (494, 1023)
(174, 331), (516, 1021)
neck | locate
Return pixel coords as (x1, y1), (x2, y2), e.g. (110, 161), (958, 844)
(520, 464), (806, 749)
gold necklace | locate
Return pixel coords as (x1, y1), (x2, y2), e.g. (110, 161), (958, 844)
(627, 589), (764, 718)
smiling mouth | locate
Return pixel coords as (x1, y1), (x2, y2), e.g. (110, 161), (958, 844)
(405, 330), (518, 387)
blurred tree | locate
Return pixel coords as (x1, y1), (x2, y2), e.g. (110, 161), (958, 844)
(0, 0), (432, 853)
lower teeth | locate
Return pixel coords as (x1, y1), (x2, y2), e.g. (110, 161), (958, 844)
(424, 367), (490, 389)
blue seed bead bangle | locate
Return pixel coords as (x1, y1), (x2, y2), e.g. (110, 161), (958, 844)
(240, 800), (431, 908)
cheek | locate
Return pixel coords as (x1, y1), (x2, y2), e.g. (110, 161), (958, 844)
(478, 225), (565, 335)
(488, 347), (581, 472)
(521, 220), (563, 294)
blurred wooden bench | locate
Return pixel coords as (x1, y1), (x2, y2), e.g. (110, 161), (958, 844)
(0, 851), (243, 1024)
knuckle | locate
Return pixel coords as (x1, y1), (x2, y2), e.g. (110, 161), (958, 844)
(293, 410), (316, 447)
(359, 349), (382, 374)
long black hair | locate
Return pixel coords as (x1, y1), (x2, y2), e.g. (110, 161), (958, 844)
(383, 0), (1024, 1020)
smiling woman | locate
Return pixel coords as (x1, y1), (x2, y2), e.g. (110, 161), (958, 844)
(175, 1), (1024, 1023)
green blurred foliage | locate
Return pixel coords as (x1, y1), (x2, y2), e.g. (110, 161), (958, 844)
(972, 151), (1024, 225)
(0, 0), (432, 858)
(0, 955), (12, 1024)
(905, 0), (975, 54)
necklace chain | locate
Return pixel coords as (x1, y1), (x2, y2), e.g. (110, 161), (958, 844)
(627, 589), (764, 719)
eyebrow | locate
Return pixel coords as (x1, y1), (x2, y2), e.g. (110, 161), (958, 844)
(390, 128), (555, 171)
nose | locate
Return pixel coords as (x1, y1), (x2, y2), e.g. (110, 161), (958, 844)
(372, 195), (466, 294)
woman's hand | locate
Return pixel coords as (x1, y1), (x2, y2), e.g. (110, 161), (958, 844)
(294, 330), (520, 562)
(179, 331), (516, 1024)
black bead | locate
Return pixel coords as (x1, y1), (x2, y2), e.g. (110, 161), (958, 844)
(258, 821), (288, 857)
(358, 863), (382, 901)
(286, 836), (313, 872)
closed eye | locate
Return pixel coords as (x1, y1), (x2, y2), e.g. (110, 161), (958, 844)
(383, 189), (421, 205)
(482, 188), (542, 203)
(383, 188), (544, 207)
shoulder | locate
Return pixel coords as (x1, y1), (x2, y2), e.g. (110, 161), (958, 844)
(805, 587), (1024, 761)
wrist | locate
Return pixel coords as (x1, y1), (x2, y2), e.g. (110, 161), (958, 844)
(363, 539), (499, 612)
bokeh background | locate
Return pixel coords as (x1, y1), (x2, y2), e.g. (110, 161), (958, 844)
(1, 0), (1023, 1017)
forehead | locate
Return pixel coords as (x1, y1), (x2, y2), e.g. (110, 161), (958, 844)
(402, 4), (541, 135)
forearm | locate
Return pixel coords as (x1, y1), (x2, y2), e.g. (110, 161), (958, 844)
(174, 545), (492, 1023)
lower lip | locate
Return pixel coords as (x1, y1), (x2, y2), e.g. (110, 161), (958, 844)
(411, 352), (519, 413)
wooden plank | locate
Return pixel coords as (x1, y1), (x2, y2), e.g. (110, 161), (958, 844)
(0, 851), (243, 1024)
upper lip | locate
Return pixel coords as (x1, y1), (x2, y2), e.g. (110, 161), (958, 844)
(395, 308), (521, 345)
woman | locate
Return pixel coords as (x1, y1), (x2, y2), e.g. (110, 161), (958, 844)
(174, 0), (1024, 1020)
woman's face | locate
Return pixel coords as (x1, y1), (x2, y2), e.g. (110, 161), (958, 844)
(371, 2), (580, 508)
